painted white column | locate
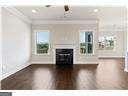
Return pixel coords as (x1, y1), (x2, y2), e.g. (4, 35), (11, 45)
(0, 7), (2, 89)
(125, 7), (128, 72)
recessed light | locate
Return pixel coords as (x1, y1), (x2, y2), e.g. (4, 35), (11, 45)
(93, 9), (98, 12)
(32, 9), (37, 13)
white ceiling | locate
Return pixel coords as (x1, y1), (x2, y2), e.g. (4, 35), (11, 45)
(15, 6), (126, 22)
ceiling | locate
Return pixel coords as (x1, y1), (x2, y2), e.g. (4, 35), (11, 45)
(15, 6), (126, 23)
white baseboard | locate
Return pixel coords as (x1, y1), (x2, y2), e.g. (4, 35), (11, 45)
(31, 61), (54, 64)
(31, 62), (99, 65)
(98, 56), (125, 58)
(74, 62), (99, 64)
(1, 62), (31, 80)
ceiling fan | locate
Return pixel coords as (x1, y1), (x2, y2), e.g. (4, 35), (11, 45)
(45, 5), (70, 12)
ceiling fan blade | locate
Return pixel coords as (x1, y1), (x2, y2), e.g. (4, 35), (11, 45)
(45, 5), (51, 7)
(64, 5), (69, 11)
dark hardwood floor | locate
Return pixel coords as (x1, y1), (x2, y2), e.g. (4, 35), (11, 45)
(1, 58), (128, 90)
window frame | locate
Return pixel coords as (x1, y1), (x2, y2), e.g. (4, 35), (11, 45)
(98, 35), (116, 50)
(79, 30), (94, 55)
(34, 30), (51, 55)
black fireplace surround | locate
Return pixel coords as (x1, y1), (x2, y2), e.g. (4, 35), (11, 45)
(56, 49), (73, 65)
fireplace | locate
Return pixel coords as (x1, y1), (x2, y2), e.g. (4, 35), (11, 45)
(56, 49), (73, 65)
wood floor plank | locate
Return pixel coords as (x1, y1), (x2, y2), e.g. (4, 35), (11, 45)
(1, 58), (128, 90)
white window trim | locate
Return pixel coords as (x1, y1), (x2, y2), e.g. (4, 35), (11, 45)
(34, 30), (51, 55)
(98, 35), (116, 51)
(79, 30), (95, 56)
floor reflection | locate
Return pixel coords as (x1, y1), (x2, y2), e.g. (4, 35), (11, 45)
(76, 67), (97, 89)
(96, 59), (128, 89)
(32, 67), (54, 89)
(2, 59), (128, 90)
(53, 66), (76, 90)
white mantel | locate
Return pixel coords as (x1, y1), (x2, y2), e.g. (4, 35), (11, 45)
(53, 44), (75, 49)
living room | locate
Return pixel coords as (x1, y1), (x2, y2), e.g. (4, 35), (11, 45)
(0, 6), (127, 90)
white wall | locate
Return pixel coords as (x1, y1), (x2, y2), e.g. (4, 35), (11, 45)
(31, 23), (125, 65)
(98, 7), (126, 58)
(2, 8), (31, 79)
(31, 23), (98, 64)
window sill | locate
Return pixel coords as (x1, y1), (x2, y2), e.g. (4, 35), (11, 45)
(79, 53), (95, 56)
(34, 53), (51, 56)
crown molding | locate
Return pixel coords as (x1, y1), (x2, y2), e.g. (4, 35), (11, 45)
(3, 7), (32, 24)
(32, 19), (99, 25)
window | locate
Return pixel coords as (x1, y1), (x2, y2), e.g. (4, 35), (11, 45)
(98, 36), (115, 50)
(36, 31), (50, 54)
(80, 31), (93, 54)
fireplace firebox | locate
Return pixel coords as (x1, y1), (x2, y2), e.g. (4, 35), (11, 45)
(56, 49), (73, 65)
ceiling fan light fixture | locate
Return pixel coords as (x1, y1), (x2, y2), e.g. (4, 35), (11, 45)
(64, 5), (69, 12)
